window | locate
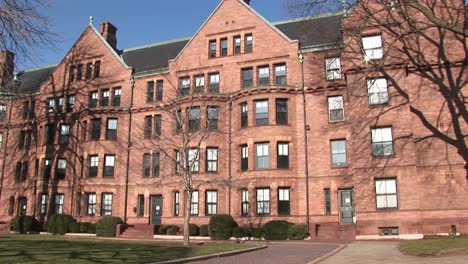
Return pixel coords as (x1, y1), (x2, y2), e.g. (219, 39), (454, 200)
(245, 34), (253, 53)
(21, 161), (28, 181)
(101, 193), (113, 216)
(106, 118), (118, 140)
(206, 148), (218, 172)
(326, 58), (342, 80)
(241, 189), (249, 215)
(207, 106), (218, 130)
(101, 89), (110, 107)
(47, 98), (55, 113)
(153, 153), (160, 177)
(91, 119), (101, 140)
(240, 103), (248, 128)
(57, 97), (64, 113)
(85, 62), (92, 80)
(156, 80), (164, 100)
(276, 99), (288, 124)
(234, 36), (241, 54)
(173, 191), (180, 216)
(94, 60), (101, 78)
(15, 162), (22, 182)
(371, 127), (394, 156)
(43, 159), (51, 179)
(89, 91), (98, 108)
(67, 95), (75, 112)
(56, 159), (67, 179)
(255, 100), (268, 125)
(362, 35), (383, 60)
(175, 150), (180, 174)
(195, 75), (205, 94)
(143, 154), (151, 177)
(154, 115), (162, 137)
(368, 78), (389, 105)
(144, 116), (152, 139)
(18, 197), (27, 216)
(258, 66), (270, 85)
(241, 144), (248, 171)
(209, 73), (220, 94)
(180, 77), (190, 96)
(209, 40), (217, 58)
(18, 131), (25, 150)
(69, 65), (76, 82)
(275, 64), (287, 85)
(59, 124), (70, 144)
(46, 124), (55, 145)
(328, 96), (344, 122)
(324, 189), (331, 214)
(375, 178), (398, 209)
(255, 142), (270, 169)
(40, 194), (48, 215)
(277, 142), (289, 169)
(188, 148), (200, 172)
(8, 196), (14, 216)
(379, 227), (399, 236)
(86, 193), (96, 216)
(0, 104), (5, 120)
(278, 188), (290, 215)
(54, 194), (64, 214)
(22, 101), (29, 119)
(76, 64), (83, 80)
(331, 140), (347, 167)
(191, 190), (199, 215)
(220, 38), (228, 56)
(147, 81), (154, 102)
(137, 195), (145, 217)
(242, 68), (253, 88)
(88, 155), (99, 177)
(176, 110), (182, 132)
(104, 155), (115, 177)
(205, 190), (218, 215)
(112, 87), (121, 107)
(24, 131), (31, 150)
(256, 188), (270, 215)
(188, 107), (201, 132)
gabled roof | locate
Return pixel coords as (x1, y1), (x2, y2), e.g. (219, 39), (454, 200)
(14, 12), (343, 94)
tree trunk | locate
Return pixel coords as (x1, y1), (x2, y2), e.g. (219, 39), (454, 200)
(183, 189), (192, 246)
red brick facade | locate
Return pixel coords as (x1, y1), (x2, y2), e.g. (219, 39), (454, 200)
(0, 0), (466, 239)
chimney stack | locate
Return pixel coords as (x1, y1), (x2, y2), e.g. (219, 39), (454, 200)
(100, 22), (118, 50)
(243, 0), (250, 5)
(0, 50), (15, 87)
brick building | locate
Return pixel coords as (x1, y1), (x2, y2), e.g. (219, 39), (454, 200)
(0, 0), (466, 239)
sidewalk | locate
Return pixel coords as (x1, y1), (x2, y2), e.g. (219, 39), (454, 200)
(319, 241), (468, 264)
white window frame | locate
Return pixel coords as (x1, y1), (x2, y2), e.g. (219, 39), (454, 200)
(255, 143), (270, 169)
(371, 127), (394, 157)
(188, 148), (200, 172)
(331, 139), (347, 167)
(362, 35), (383, 60)
(205, 190), (218, 215)
(375, 178), (398, 209)
(206, 148), (218, 172)
(328, 96), (345, 122)
(191, 190), (199, 215)
(367, 78), (389, 105)
(325, 57), (342, 80)
(256, 188), (270, 215)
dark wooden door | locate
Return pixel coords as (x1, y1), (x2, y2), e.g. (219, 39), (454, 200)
(18, 197), (27, 216)
(339, 189), (354, 224)
(151, 195), (163, 225)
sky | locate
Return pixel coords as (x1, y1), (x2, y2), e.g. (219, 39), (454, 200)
(21, 0), (291, 71)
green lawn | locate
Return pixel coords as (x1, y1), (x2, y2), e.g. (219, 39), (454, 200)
(0, 235), (254, 263)
(399, 236), (468, 256)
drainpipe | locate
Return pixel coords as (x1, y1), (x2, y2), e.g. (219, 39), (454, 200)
(227, 96), (233, 215)
(123, 74), (135, 223)
(70, 118), (80, 216)
(0, 95), (14, 204)
(298, 51), (311, 235)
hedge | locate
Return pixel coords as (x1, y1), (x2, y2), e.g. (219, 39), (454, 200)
(232, 226), (251, 238)
(288, 224), (309, 240)
(47, 214), (75, 235)
(262, 220), (293, 240)
(200, 224), (209, 236)
(10, 216), (38, 233)
(209, 214), (238, 240)
(189, 224), (199, 236)
(96, 216), (123, 237)
(69, 222), (80, 233)
(79, 222), (95, 234)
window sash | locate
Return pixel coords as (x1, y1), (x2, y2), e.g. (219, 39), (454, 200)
(362, 35), (383, 59)
(173, 192), (180, 216)
(328, 95), (345, 121)
(102, 193), (113, 216)
(241, 145), (248, 171)
(207, 107), (219, 130)
(277, 142), (289, 169)
(255, 143), (269, 169)
(276, 99), (288, 124)
(188, 148), (200, 172)
(191, 191), (199, 215)
(255, 101), (268, 125)
(206, 191), (218, 215)
(206, 148), (218, 172)
(156, 80), (164, 100)
(242, 68), (253, 88)
(375, 179), (398, 209)
(86, 193), (96, 216)
(241, 103), (248, 127)
(54, 194), (64, 214)
(40, 194), (48, 215)
(256, 188), (270, 215)
(331, 140), (347, 166)
(147, 81), (155, 102)
(153, 153), (160, 177)
(241, 189), (249, 215)
(137, 195), (145, 217)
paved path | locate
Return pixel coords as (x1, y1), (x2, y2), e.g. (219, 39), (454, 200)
(319, 242), (468, 264)
(190, 242), (339, 264)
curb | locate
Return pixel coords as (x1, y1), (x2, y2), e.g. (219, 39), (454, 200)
(307, 244), (346, 264)
(152, 244), (268, 264)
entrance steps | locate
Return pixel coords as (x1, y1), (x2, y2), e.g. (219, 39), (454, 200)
(314, 222), (356, 241)
(117, 224), (155, 239)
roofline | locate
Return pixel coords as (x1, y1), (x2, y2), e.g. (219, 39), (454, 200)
(89, 24), (131, 69)
(14, 63), (58, 75)
(272, 11), (343, 26)
(123, 37), (191, 53)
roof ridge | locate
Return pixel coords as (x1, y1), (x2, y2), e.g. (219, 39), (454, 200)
(123, 37), (192, 52)
(272, 11), (342, 26)
(15, 63), (58, 74)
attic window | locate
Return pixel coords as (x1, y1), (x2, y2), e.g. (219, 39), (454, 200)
(209, 40), (217, 58)
(245, 34), (253, 53)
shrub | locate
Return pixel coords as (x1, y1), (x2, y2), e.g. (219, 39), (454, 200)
(167, 225), (180, 235)
(288, 224), (309, 240)
(47, 214), (75, 235)
(10, 216), (21, 232)
(158, 225), (168, 235)
(88, 223), (97, 234)
(22, 216), (37, 233)
(232, 226), (251, 238)
(69, 222), (80, 233)
(189, 224), (199, 236)
(252, 227), (264, 238)
(79, 222), (90, 233)
(96, 216), (123, 237)
(209, 214), (238, 240)
(200, 225), (209, 236)
(263, 220), (293, 240)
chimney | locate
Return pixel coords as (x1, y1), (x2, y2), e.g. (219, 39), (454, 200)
(0, 50), (14, 87)
(100, 21), (118, 50)
(243, 0), (250, 5)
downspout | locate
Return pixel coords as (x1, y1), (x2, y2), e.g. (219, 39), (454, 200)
(123, 73), (135, 223)
(298, 51), (311, 235)
(0, 95), (14, 204)
(70, 118), (80, 216)
(227, 96), (233, 215)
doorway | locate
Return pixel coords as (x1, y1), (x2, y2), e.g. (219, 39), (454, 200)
(150, 195), (163, 225)
(339, 189), (355, 224)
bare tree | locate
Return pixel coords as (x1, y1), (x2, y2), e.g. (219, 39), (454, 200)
(289, 0), (467, 176)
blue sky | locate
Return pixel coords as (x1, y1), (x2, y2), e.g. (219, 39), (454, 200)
(22, 0), (290, 71)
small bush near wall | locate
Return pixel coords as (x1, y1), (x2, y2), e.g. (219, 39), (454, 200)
(263, 220), (293, 240)
(200, 225), (209, 236)
(10, 216), (38, 234)
(79, 222), (95, 234)
(232, 226), (251, 238)
(96, 217), (123, 237)
(288, 224), (309, 240)
(47, 214), (75, 235)
(252, 227), (264, 239)
(189, 224), (199, 236)
(167, 225), (180, 235)
(209, 214), (238, 240)
(69, 222), (80, 233)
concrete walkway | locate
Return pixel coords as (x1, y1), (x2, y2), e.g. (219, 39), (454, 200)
(319, 242), (468, 264)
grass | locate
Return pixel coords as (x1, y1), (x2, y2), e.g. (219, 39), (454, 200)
(0, 234), (254, 263)
(399, 235), (468, 257)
